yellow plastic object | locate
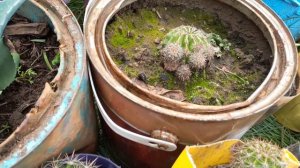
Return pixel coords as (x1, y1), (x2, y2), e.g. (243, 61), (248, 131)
(172, 139), (300, 168)
(275, 94), (300, 132)
(282, 149), (300, 168)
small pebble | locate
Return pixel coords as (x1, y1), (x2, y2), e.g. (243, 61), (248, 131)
(117, 50), (128, 62)
(133, 62), (139, 67)
(127, 30), (134, 38)
(154, 38), (161, 44)
(138, 73), (147, 83)
(160, 73), (169, 83)
(159, 28), (166, 32)
(118, 26), (123, 34)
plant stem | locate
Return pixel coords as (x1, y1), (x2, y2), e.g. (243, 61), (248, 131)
(43, 51), (53, 71)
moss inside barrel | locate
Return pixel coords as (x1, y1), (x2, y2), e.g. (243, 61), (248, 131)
(105, 1), (272, 106)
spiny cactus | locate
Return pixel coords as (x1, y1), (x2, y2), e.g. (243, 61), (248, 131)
(230, 139), (286, 168)
(189, 44), (215, 70)
(45, 153), (99, 168)
(161, 26), (210, 52)
(176, 64), (191, 82)
(160, 43), (184, 71)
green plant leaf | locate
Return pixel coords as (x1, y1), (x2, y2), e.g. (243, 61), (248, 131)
(30, 39), (46, 43)
(43, 51), (53, 71)
(0, 38), (20, 92)
(51, 53), (60, 66)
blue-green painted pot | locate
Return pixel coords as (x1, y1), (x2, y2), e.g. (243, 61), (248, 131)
(0, 0), (97, 167)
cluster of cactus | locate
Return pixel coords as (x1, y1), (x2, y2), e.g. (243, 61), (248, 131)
(230, 139), (286, 168)
(160, 26), (229, 82)
(160, 43), (184, 72)
(189, 44), (216, 70)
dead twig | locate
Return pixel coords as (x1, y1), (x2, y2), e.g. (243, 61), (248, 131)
(0, 102), (8, 108)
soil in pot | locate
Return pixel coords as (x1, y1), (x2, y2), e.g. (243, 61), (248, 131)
(105, 1), (272, 106)
(0, 15), (59, 143)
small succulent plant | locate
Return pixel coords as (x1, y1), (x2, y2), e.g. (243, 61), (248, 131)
(189, 44), (215, 70)
(161, 25), (210, 52)
(231, 139), (286, 168)
(208, 33), (231, 52)
(159, 26), (230, 81)
(45, 153), (98, 168)
(176, 64), (192, 82)
(160, 43), (184, 71)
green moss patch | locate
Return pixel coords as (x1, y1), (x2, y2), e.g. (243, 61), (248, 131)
(106, 5), (269, 106)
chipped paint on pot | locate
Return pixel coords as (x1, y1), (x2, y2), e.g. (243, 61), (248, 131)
(0, 0), (97, 167)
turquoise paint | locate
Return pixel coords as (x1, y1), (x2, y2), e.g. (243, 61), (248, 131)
(0, 0), (26, 35)
(75, 42), (84, 71)
(0, 1), (92, 167)
(17, 1), (54, 29)
(79, 76), (92, 128)
(47, 148), (55, 154)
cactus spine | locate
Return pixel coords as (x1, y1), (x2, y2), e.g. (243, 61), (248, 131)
(176, 65), (192, 82)
(231, 139), (286, 168)
(160, 43), (184, 71)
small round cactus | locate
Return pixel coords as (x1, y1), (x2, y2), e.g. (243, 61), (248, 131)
(162, 26), (210, 52)
(160, 43), (184, 71)
(231, 139), (286, 168)
(176, 65), (192, 82)
(189, 44), (215, 70)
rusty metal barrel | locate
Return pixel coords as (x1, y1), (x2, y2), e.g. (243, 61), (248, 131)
(85, 0), (298, 167)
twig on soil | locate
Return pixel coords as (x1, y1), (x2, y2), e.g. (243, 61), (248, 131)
(46, 69), (58, 76)
(0, 123), (10, 134)
(0, 102), (8, 108)
(0, 113), (11, 116)
(214, 66), (248, 84)
(153, 8), (162, 19)
(156, 11), (162, 19)
(19, 49), (30, 56)
(30, 43), (38, 57)
(31, 51), (42, 66)
(44, 46), (59, 50)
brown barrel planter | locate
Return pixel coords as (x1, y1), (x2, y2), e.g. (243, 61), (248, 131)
(85, 0), (298, 167)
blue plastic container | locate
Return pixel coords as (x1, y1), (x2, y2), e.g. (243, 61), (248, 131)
(263, 0), (300, 40)
(69, 154), (119, 168)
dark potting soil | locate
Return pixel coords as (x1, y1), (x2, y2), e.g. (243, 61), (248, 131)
(106, 1), (272, 106)
(0, 15), (59, 143)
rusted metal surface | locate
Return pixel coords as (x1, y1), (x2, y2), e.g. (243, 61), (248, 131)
(85, 0), (297, 147)
(100, 104), (184, 168)
(0, 0), (97, 167)
(86, 0), (286, 113)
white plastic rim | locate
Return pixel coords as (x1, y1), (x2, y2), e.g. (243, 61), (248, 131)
(88, 65), (177, 152)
